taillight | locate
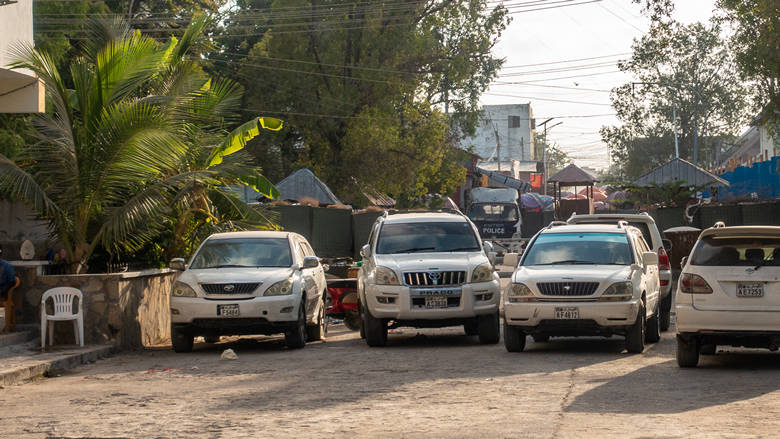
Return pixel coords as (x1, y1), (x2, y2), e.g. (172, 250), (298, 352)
(679, 273), (713, 294)
(657, 246), (670, 271)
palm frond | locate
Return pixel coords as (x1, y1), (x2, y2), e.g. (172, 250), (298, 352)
(0, 153), (60, 218)
(207, 117), (283, 167)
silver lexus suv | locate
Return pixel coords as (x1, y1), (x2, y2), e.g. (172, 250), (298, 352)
(357, 210), (501, 347)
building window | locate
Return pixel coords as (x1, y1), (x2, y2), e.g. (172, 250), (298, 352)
(508, 115), (521, 128)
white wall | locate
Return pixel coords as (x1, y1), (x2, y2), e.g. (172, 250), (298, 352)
(461, 104), (535, 163)
(0, 0), (44, 113)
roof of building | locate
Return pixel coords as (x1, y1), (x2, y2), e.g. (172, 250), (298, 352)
(548, 164), (597, 184)
(632, 158), (729, 188)
(276, 168), (342, 205)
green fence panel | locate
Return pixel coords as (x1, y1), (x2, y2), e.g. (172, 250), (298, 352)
(699, 205), (742, 229)
(650, 207), (686, 232)
(312, 207), (353, 258)
(352, 211), (384, 258)
(272, 205), (313, 241)
(741, 202), (780, 225)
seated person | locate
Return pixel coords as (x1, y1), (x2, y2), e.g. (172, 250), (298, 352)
(770, 248), (780, 266)
(745, 248), (765, 265)
(0, 249), (15, 301)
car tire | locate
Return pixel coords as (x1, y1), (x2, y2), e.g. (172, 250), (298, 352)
(358, 301), (366, 339)
(646, 300), (661, 343)
(306, 300), (327, 341)
(343, 311), (362, 331)
(504, 322), (526, 352)
(700, 344), (716, 355)
(464, 319), (479, 336)
(676, 335), (700, 367)
(363, 306), (387, 347)
(532, 334), (550, 343)
(204, 336), (220, 344)
(478, 311), (500, 345)
(285, 303), (307, 350)
(625, 301), (646, 354)
(171, 326), (194, 353)
(660, 294), (672, 332)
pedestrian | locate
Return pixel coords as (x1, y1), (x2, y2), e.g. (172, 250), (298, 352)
(0, 248), (15, 301)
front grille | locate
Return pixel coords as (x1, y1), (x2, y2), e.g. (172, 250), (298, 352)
(537, 282), (599, 296)
(201, 283), (260, 295)
(403, 271), (466, 286)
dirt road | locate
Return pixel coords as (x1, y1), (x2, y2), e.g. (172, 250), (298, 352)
(1, 321), (779, 439)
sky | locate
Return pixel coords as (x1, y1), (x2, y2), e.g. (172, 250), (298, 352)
(480, 0), (720, 172)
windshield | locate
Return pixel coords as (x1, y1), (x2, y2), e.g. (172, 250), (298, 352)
(376, 221), (480, 254)
(690, 236), (780, 266)
(190, 237), (292, 269)
(522, 232), (633, 266)
(467, 203), (518, 222)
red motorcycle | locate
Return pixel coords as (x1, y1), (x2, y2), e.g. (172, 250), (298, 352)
(326, 278), (361, 331)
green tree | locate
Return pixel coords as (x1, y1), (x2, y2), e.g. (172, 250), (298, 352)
(223, 0), (508, 200)
(0, 17), (279, 272)
(601, 21), (750, 177)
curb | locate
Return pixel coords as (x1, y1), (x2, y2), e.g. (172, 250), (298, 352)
(0, 345), (114, 387)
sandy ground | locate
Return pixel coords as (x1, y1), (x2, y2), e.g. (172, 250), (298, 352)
(1, 318), (779, 439)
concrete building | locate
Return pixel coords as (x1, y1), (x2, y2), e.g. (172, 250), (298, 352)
(460, 104), (538, 180)
(716, 111), (779, 172)
(0, 0), (45, 113)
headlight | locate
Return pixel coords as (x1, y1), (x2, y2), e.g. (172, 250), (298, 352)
(471, 263), (494, 283)
(172, 281), (197, 297)
(374, 266), (400, 285)
(600, 281), (633, 301)
(265, 279), (294, 296)
(507, 283), (534, 302)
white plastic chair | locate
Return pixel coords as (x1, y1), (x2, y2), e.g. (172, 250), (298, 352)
(41, 287), (84, 349)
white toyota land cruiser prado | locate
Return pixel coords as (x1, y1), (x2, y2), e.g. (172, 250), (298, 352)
(358, 210), (501, 347)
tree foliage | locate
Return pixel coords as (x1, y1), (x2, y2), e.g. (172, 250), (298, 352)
(218, 0), (509, 201)
(601, 21), (750, 178)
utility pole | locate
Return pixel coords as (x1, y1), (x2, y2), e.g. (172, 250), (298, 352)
(537, 118), (562, 195)
(692, 78), (700, 165)
(673, 106), (679, 158)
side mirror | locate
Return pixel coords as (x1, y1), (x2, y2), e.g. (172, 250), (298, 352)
(322, 264), (330, 273)
(482, 240), (494, 254)
(302, 256), (320, 269)
(488, 251), (497, 266)
(642, 251), (659, 266)
(360, 244), (371, 258)
(662, 239), (673, 252)
(169, 258), (186, 271)
(680, 256), (688, 268)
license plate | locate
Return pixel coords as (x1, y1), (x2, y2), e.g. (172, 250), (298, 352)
(217, 304), (240, 317)
(424, 296), (449, 309)
(554, 307), (579, 319)
(736, 283), (764, 298)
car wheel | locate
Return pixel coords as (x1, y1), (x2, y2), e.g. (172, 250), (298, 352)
(363, 306), (387, 347)
(358, 301), (366, 339)
(464, 319), (479, 336)
(171, 325), (194, 353)
(343, 311), (362, 331)
(204, 336), (220, 344)
(646, 299), (661, 343)
(504, 322), (526, 352)
(306, 300), (327, 341)
(532, 334), (550, 343)
(285, 303), (307, 349)
(700, 344), (716, 355)
(676, 335), (700, 367)
(625, 300), (646, 353)
(478, 311), (500, 344)
(660, 294), (672, 332)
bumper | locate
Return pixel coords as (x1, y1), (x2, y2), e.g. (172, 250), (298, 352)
(171, 295), (300, 328)
(504, 299), (640, 331)
(364, 280), (500, 320)
(676, 304), (780, 334)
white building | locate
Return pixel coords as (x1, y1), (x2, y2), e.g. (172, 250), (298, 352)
(0, 0), (45, 113)
(459, 104), (538, 179)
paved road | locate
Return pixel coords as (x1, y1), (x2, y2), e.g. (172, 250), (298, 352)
(2, 315), (779, 438)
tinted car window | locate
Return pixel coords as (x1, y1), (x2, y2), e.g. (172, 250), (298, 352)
(376, 222), (480, 254)
(522, 232), (633, 266)
(190, 238), (292, 268)
(690, 236), (780, 266)
(573, 220), (653, 249)
(467, 203), (518, 221)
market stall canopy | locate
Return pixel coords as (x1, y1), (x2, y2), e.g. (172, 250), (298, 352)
(548, 164), (597, 186)
(276, 168), (342, 205)
(632, 158), (730, 188)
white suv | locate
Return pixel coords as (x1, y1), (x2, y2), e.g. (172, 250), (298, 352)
(504, 222), (661, 353)
(358, 211), (501, 347)
(169, 231), (327, 352)
(568, 213), (673, 331)
(675, 224), (780, 367)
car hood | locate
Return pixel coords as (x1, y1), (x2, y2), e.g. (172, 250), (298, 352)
(512, 265), (633, 284)
(179, 266), (295, 286)
(374, 252), (488, 273)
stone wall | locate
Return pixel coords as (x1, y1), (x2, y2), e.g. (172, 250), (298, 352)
(12, 265), (177, 349)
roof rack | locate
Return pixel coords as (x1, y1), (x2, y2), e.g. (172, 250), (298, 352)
(383, 208), (464, 217)
(713, 221), (726, 228)
(546, 221), (568, 229)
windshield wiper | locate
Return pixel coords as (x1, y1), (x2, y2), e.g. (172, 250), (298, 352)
(209, 264), (257, 268)
(390, 247), (435, 254)
(444, 247), (480, 252)
(539, 260), (596, 265)
(754, 257), (774, 271)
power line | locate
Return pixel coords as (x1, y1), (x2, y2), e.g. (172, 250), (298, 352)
(501, 52), (629, 69)
(483, 92), (611, 106)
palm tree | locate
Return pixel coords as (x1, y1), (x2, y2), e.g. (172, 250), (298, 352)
(0, 16), (280, 273)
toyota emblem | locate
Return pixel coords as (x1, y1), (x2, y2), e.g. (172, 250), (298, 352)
(427, 271), (441, 285)
(223, 284), (236, 292)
